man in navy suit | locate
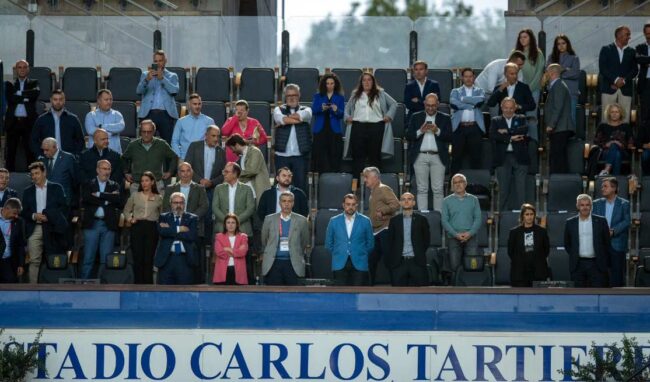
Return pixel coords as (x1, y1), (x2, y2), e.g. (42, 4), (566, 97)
(406, 93), (452, 211)
(636, 23), (650, 133)
(38, 137), (78, 205)
(30, 89), (85, 157)
(325, 194), (374, 286)
(155, 192), (199, 285)
(598, 25), (637, 123)
(404, 60), (441, 123)
(487, 63), (536, 117)
(80, 159), (122, 279)
(564, 194), (611, 287)
(490, 97), (530, 211)
(0, 198), (26, 283)
(21, 161), (69, 283)
(592, 177), (630, 287)
(5, 59), (39, 171)
(0, 169), (19, 207)
(79, 128), (124, 187)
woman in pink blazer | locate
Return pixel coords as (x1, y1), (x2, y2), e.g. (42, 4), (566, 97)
(213, 213), (249, 285)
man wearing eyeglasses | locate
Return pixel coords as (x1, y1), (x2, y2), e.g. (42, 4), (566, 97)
(272, 84), (312, 194)
(121, 119), (178, 194)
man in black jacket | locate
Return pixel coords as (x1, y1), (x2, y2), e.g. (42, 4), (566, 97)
(490, 97), (530, 211)
(30, 89), (85, 158)
(386, 192), (431, 286)
(80, 159), (122, 279)
(257, 167), (308, 221)
(5, 60), (40, 171)
(564, 194), (611, 287)
(0, 198), (26, 283)
(79, 128), (124, 188)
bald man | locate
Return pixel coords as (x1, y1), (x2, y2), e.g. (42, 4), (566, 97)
(5, 59), (40, 171)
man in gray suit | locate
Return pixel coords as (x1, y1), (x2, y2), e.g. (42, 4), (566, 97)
(260, 191), (310, 285)
(185, 125), (226, 240)
(544, 63), (576, 174)
(212, 162), (255, 236)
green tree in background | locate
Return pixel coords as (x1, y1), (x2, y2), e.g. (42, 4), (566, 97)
(290, 0), (506, 70)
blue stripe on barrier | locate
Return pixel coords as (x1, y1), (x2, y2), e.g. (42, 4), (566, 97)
(2, 290), (650, 332)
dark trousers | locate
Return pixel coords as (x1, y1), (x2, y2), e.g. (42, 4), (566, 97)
(640, 90), (650, 135)
(157, 253), (195, 285)
(350, 121), (384, 178)
(144, 109), (176, 145)
(333, 257), (369, 286)
(0, 258), (18, 283)
(609, 249), (626, 287)
(571, 258), (607, 288)
(6, 117), (35, 171)
(130, 220), (158, 284)
(369, 229), (388, 285)
(312, 127), (343, 173)
(274, 154), (309, 195)
(391, 258), (428, 286)
(450, 123), (483, 174)
(264, 259), (299, 286)
(549, 131), (572, 174)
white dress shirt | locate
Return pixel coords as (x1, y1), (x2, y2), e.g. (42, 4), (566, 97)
(345, 213), (356, 238)
(578, 216), (595, 258)
(227, 183), (237, 213)
(228, 235), (236, 266)
(34, 181), (48, 219)
(461, 86), (475, 122)
(417, 113), (441, 152)
(352, 93), (383, 123)
(203, 142), (216, 180)
(14, 79), (27, 117)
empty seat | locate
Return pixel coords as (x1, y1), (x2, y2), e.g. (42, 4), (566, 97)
(438, 104), (451, 115)
(38, 255), (76, 283)
(578, 70), (587, 106)
(497, 211), (520, 245)
(195, 67), (231, 102)
(374, 68), (407, 104)
(112, 101), (137, 138)
(30, 67), (54, 102)
(528, 139), (539, 174)
(420, 210), (443, 247)
(494, 247), (511, 286)
(202, 101), (227, 127)
(638, 213), (650, 248)
(106, 67), (141, 102)
(641, 178), (650, 212)
(62, 67), (98, 102)
(36, 101), (47, 116)
(575, 104), (586, 140)
(247, 101), (272, 135)
(314, 209), (341, 246)
(380, 139), (404, 174)
(310, 246), (333, 279)
(332, 68), (363, 101)
(456, 139), (492, 171)
(454, 256), (492, 286)
(239, 68), (275, 103)
(392, 103), (406, 138)
(567, 138), (586, 175)
(593, 175), (629, 201)
(545, 212), (570, 248)
(425, 247), (443, 285)
(167, 67), (187, 102)
(427, 69), (453, 104)
(317, 173), (353, 209)
(65, 101), (90, 124)
(363, 173), (400, 211)
(463, 169), (493, 210)
(548, 248), (571, 282)
(8, 172), (31, 199)
(285, 68), (319, 97)
(477, 211), (490, 248)
(547, 174), (583, 212)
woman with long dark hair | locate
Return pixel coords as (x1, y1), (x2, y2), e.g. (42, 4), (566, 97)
(123, 171), (162, 284)
(213, 213), (249, 285)
(311, 73), (345, 173)
(344, 72), (397, 178)
(546, 34), (581, 123)
(507, 204), (550, 287)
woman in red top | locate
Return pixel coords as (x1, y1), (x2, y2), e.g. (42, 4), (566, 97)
(213, 213), (249, 285)
(221, 99), (268, 162)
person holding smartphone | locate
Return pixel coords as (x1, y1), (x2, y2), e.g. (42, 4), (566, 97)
(136, 50), (179, 145)
(311, 73), (345, 173)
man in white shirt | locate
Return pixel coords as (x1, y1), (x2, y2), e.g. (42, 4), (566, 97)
(564, 194), (611, 287)
(475, 51), (526, 98)
(212, 162), (255, 237)
(272, 84), (312, 194)
(599, 25), (637, 123)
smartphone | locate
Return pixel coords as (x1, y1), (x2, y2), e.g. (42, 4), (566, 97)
(326, 103), (332, 107)
(426, 121), (433, 125)
(152, 63), (158, 71)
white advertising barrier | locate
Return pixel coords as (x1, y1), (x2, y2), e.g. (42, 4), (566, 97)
(4, 329), (650, 381)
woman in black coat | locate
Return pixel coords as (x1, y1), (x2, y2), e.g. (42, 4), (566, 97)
(507, 204), (550, 287)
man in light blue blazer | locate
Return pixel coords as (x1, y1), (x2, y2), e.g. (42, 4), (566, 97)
(325, 194), (374, 286)
(136, 50), (179, 144)
(592, 177), (630, 287)
(450, 68), (485, 174)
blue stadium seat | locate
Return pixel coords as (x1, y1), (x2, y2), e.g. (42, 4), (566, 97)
(106, 67), (141, 102)
(112, 101), (137, 138)
(374, 68), (407, 104)
(246, 101), (272, 135)
(30, 66), (54, 102)
(201, 101), (227, 127)
(314, 209), (341, 246)
(195, 67), (231, 102)
(309, 246), (333, 280)
(239, 68), (275, 103)
(62, 67), (98, 102)
(8, 172), (31, 200)
(427, 69), (453, 104)
(285, 68), (320, 97)
(316, 173), (353, 210)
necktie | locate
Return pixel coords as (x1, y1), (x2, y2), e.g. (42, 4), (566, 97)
(174, 216), (182, 253)
(48, 158), (54, 173)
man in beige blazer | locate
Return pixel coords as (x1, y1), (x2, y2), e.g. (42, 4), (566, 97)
(260, 191), (310, 285)
(225, 134), (270, 204)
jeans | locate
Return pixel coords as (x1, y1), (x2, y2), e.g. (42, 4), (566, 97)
(413, 152), (446, 211)
(447, 235), (478, 276)
(603, 144), (626, 175)
(82, 219), (116, 279)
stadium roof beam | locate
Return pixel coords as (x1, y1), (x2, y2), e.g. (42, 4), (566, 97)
(125, 0), (162, 20)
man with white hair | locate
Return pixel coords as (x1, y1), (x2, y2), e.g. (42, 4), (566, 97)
(38, 137), (78, 204)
